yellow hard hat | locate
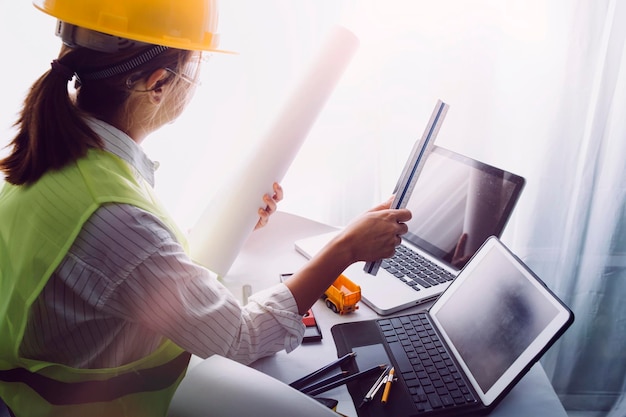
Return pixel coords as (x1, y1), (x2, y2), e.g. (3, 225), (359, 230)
(33, 0), (222, 52)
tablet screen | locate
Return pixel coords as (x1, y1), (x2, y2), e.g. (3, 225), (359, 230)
(429, 237), (573, 405)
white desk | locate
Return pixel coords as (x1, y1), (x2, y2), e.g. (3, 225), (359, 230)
(185, 211), (568, 417)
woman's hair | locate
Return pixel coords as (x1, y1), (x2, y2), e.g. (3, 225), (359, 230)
(0, 44), (194, 185)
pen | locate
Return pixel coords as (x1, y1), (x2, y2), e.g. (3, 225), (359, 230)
(300, 371), (349, 394)
(306, 364), (387, 397)
(289, 352), (356, 390)
(358, 365), (390, 408)
(381, 367), (395, 405)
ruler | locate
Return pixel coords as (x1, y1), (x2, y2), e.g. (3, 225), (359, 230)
(363, 99), (450, 275)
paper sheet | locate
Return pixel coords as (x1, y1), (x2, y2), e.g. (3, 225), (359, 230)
(188, 26), (360, 276)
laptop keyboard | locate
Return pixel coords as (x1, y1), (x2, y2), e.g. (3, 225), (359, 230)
(381, 245), (455, 291)
(378, 314), (478, 412)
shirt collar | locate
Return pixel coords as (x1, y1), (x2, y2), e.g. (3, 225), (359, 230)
(83, 116), (158, 187)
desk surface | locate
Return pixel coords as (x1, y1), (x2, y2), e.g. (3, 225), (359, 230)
(186, 211), (568, 417)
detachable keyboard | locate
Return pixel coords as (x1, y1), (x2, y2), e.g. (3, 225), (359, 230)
(378, 314), (477, 413)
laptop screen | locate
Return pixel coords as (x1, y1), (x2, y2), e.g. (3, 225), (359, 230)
(402, 146), (525, 270)
(429, 237), (573, 405)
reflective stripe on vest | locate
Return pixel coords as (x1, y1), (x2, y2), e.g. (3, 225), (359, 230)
(0, 352), (190, 405)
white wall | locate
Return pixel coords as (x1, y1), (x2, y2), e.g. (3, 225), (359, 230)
(1, 0), (570, 233)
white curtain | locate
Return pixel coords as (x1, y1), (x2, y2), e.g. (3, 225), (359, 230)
(1, 0), (624, 414)
(523, 0), (626, 413)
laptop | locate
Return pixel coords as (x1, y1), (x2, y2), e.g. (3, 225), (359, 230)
(295, 146), (525, 315)
(330, 236), (574, 417)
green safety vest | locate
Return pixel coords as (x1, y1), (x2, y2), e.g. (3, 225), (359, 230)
(0, 149), (191, 417)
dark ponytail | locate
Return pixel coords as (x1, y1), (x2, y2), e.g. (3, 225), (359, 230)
(0, 54), (102, 185)
(0, 45), (191, 185)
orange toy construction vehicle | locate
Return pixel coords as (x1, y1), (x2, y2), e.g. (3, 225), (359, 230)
(323, 274), (361, 314)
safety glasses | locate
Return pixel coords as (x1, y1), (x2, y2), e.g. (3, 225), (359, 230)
(166, 52), (210, 87)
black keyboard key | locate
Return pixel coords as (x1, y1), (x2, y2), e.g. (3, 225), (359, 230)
(423, 384), (436, 394)
(454, 396), (467, 405)
(428, 393), (443, 409)
(391, 318), (404, 329)
(442, 395), (455, 407)
(406, 378), (420, 388)
(442, 375), (454, 384)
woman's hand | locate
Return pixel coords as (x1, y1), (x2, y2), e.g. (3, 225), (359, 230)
(284, 196), (412, 315)
(336, 196), (412, 263)
(254, 182), (284, 230)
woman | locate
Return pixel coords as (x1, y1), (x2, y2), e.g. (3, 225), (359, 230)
(0, 1), (411, 416)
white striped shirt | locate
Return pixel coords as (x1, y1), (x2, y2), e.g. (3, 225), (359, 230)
(20, 118), (304, 369)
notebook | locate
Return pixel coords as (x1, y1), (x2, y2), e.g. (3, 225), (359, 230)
(330, 236), (574, 417)
(295, 146), (525, 315)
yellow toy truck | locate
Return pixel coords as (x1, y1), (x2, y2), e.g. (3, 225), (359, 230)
(323, 274), (361, 314)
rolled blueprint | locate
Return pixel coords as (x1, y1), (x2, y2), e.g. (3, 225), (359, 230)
(188, 26), (360, 276)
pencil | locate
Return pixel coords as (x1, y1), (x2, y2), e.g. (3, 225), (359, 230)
(289, 352), (356, 390)
(381, 367), (395, 405)
(305, 364), (387, 397)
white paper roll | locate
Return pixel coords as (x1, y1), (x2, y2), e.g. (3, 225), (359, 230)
(188, 26), (360, 276)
